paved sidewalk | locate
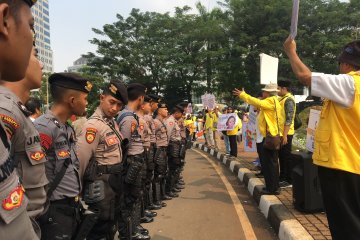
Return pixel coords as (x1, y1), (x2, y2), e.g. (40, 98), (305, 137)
(196, 138), (332, 240)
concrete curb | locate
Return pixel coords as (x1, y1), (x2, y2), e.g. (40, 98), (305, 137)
(192, 143), (314, 240)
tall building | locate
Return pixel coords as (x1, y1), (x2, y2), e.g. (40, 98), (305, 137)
(67, 57), (88, 73)
(32, 0), (53, 72)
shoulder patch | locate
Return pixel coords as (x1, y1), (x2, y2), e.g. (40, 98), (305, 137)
(2, 185), (25, 211)
(0, 114), (20, 138)
(39, 133), (53, 151)
(30, 151), (45, 161)
(105, 136), (119, 146)
(58, 150), (70, 158)
(86, 128), (97, 144)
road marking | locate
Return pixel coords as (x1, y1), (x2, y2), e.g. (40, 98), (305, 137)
(193, 149), (258, 240)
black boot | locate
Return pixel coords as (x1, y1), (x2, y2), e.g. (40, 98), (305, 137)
(144, 210), (157, 218)
(172, 188), (181, 193)
(147, 203), (161, 210)
(162, 194), (172, 201)
(140, 216), (154, 224)
(167, 192), (179, 198)
(136, 225), (149, 235)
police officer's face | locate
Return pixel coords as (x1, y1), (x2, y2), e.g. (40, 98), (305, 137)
(100, 94), (122, 117)
(71, 92), (88, 116)
(24, 47), (43, 89)
(174, 111), (182, 120)
(0, 3), (34, 81)
(151, 102), (158, 111)
(158, 108), (168, 118)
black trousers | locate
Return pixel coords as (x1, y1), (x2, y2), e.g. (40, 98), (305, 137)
(318, 166), (360, 240)
(256, 142), (264, 164)
(229, 135), (237, 157)
(278, 135), (293, 182)
(39, 199), (81, 240)
(256, 142), (264, 173)
(261, 143), (279, 192)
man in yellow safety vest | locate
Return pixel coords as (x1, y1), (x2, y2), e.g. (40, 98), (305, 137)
(284, 37), (360, 240)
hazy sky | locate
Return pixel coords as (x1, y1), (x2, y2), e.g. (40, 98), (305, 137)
(50, 0), (219, 72)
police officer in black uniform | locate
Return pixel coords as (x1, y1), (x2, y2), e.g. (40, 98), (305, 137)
(35, 73), (92, 240)
(77, 80), (128, 240)
(116, 83), (150, 240)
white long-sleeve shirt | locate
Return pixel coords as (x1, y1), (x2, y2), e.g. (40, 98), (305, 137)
(311, 72), (356, 107)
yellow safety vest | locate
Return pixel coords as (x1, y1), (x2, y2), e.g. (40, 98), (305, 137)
(279, 93), (296, 135)
(313, 71), (360, 175)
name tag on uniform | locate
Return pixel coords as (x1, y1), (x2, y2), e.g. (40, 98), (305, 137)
(105, 136), (119, 146)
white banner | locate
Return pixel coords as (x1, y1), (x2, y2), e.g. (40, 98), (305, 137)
(306, 109), (321, 152)
(243, 106), (257, 152)
(260, 53), (279, 85)
(217, 113), (238, 131)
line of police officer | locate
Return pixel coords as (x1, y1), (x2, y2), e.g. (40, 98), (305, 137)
(0, 1), (189, 239)
(3, 71), (190, 240)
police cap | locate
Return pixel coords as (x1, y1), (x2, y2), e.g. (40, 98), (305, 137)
(144, 95), (152, 103)
(49, 73), (92, 94)
(158, 103), (168, 109)
(148, 94), (161, 103)
(173, 105), (184, 113)
(178, 101), (189, 108)
(105, 80), (128, 104)
(127, 83), (147, 100)
(278, 80), (291, 88)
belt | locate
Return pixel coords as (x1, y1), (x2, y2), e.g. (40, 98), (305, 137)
(51, 196), (80, 206)
(169, 140), (181, 145)
(157, 146), (167, 150)
(97, 163), (123, 174)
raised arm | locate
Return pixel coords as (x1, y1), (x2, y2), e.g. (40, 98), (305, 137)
(283, 37), (312, 86)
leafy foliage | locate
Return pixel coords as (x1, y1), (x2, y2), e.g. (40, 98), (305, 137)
(83, 0), (359, 108)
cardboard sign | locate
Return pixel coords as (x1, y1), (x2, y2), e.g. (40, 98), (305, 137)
(290, 0), (300, 39)
(201, 93), (216, 110)
(243, 106), (257, 152)
(217, 113), (238, 131)
(260, 53), (279, 84)
(186, 103), (193, 114)
(306, 109), (321, 152)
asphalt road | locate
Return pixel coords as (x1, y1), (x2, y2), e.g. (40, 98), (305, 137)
(144, 149), (278, 240)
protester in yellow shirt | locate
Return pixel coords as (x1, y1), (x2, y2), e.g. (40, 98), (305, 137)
(205, 109), (215, 148)
(226, 108), (242, 158)
(233, 83), (284, 195)
(211, 106), (220, 150)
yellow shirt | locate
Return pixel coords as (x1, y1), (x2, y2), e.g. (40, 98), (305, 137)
(239, 92), (284, 137)
(313, 71), (360, 174)
(211, 112), (219, 130)
(205, 113), (213, 130)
